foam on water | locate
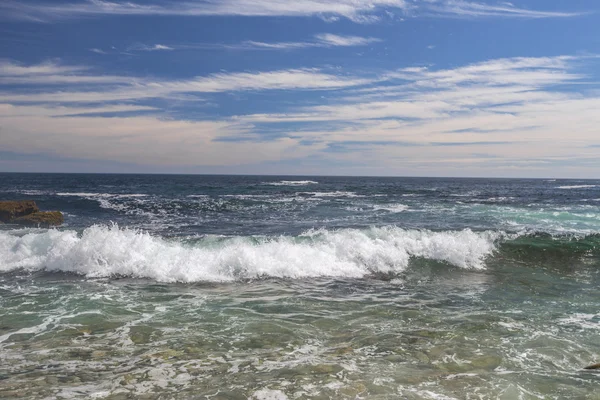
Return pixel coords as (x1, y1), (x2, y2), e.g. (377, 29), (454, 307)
(298, 191), (362, 198)
(251, 389), (289, 400)
(0, 225), (500, 282)
(56, 192), (148, 198)
(263, 180), (318, 186)
(556, 185), (597, 190)
(372, 204), (409, 213)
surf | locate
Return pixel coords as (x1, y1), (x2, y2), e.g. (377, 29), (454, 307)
(0, 225), (501, 282)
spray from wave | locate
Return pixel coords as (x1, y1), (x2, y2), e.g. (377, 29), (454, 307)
(0, 225), (500, 282)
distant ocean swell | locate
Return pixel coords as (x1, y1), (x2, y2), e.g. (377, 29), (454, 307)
(2, 225), (597, 282)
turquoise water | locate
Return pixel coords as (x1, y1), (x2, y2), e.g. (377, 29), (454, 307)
(0, 174), (599, 399)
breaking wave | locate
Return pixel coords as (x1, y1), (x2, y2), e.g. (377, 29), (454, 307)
(263, 180), (319, 186)
(556, 185), (597, 190)
(0, 225), (501, 282)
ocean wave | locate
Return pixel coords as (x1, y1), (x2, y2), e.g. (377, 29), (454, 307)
(54, 192), (151, 215)
(13, 189), (52, 196)
(263, 180), (318, 186)
(0, 226), (500, 282)
(556, 185), (597, 190)
(480, 197), (515, 203)
(56, 192), (149, 198)
(298, 191), (363, 198)
(372, 204), (409, 213)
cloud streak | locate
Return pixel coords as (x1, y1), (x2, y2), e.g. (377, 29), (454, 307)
(128, 44), (175, 52)
(0, 0), (582, 23)
(424, 0), (583, 18)
(239, 33), (381, 50)
(0, 62), (374, 103)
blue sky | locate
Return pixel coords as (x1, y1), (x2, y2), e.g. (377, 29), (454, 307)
(0, 0), (599, 177)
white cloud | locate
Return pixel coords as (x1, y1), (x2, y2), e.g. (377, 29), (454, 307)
(0, 60), (135, 85)
(0, 103), (156, 117)
(238, 33), (381, 50)
(0, 60), (88, 76)
(0, 0), (580, 23)
(0, 74), (135, 85)
(128, 43), (175, 52)
(0, 0), (407, 22)
(225, 55), (600, 176)
(423, 0), (582, 18)
(238, 55), (586, 124)
(2, 55), (600, 177)
(0, 62), (373, 103)
(0, 103), (321, 168)
(314, 33), (381, 47)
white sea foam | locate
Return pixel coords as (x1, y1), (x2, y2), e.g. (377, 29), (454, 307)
(16, 189), (51, 196)
(263, 180), (318, 186)
(556, 185), (597, 190)
(57, 192), (148, 198)
(299, 191), (363, 198)
(0, 225), (500, 282)
(481, 197), (514, 203)
(251, 389), (289, 400)
(55, 192), (150, 214)
(372, 204), (409, 213)
(556, 313), (600, 330)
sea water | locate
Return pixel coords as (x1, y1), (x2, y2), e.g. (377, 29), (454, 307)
(0, 174), (598, 399)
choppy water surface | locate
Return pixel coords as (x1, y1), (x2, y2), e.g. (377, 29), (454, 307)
(0, 174), (599, 399)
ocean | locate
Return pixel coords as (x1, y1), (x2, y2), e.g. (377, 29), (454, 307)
(0, 173), (598, 399)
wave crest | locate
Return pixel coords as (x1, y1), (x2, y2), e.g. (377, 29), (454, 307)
(263, 180), (318, 186)
(0, 226), (500, 282)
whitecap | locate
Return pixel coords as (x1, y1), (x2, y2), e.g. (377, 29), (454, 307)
(556, 185), (597, 190)
(299, 191), (363, 198)
(263, 180), (318, 186)
(0, 225), (501, 282)
(372, 204), (409, 213)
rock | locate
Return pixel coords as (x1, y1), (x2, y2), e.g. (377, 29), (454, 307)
(0, 200), (39, 223)
(13, 211), (64, 228)
(584, 363), (600, 370)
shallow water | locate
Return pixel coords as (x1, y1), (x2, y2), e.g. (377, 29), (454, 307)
(0, 174), (599, 399)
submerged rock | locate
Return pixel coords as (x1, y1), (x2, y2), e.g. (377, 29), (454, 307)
(13, 211), (64, 228)
(0, 200), (39, 223)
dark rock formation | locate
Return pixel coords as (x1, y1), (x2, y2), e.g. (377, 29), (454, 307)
(13, 211), (64, 228)
(0, 200), (63, 227)
(584, 363), (600, 370)
(0, 200), (39, 223)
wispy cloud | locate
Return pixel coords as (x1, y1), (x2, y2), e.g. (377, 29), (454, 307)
(0, 62), (374, 103)
(0, 0), (409, 22)
(226, 55), (600, 175)
(238, 56), (586, 124)
(0, 60), (134, 85)
(0, 59), (88, 76)
(1, 55), (599, 176)
(89, 48), (107, 54)
(127, 34), (381, 53)
(314, 33), (381, 47)
(239, 33), (381, 50)
(423, 0), (583, 18)
(0, 0), (581, 23)
(128, 43), (174, 52)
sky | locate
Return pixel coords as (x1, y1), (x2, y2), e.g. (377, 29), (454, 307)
(0, 0), (599, 178)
